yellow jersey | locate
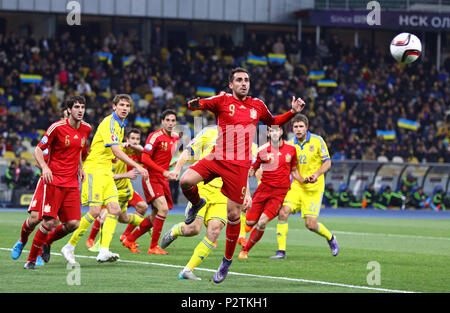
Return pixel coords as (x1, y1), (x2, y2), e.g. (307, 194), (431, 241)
(112, 147), (137, 190)
(84, 112), (127, 175)
(289, 131), (330, 191)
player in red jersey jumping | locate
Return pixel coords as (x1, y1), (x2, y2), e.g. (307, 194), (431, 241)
(23, 96), (92, 269)
(122, 109), (179, 254)
(180, 67), (306, 282)
(238, 125), (306, 259)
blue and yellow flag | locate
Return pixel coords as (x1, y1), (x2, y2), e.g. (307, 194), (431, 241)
(308, 70), (325, 80)
(20, 74), (43, 84)
(377, 130), (396, 140)
(196, 87), (216, 97)
(397, 118), (419, 131)
(94, 52), (113, 64)
(267, 53), (286, 64)
(247, 55), (267, 66)
(317, 80), (337, 87)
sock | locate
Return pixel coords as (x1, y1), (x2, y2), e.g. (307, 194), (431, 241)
(100, 214), (118, 249)
(68, 212), (95, 247)
(171, 223), (184, 238)
(186, 236), (215, 271)
(239, 212), (247, 238)
(27, 224), (51, 262)
(127, 216), (153, 242)
(244, 227), (265, 252)
(20, 217), (36, 246)
(224, 217), (241, 260)
(88, 219), (101, 242)
(128, 213), (144, 226)
(182, 185), (200, 206)
(46, 224), (69, 245)
(276, 221), (288, 251)
(150, 214), (166, 249)
(316, 222), (333, 241)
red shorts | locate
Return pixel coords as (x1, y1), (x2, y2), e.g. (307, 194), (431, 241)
(142, 176), (173, 210)
(28, 178), (44, 213)
(128, 190), (145, 208)
(190, 158), (249, 204)
(39, 184), (81, 223)
(246, 183), (288, 222)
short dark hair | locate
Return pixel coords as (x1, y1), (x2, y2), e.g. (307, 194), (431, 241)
(291, 113), (309, 128)
(228, 67), (250, 83)
(161, 109), (177, 121)
(66, 95), (86, 109)
(126, 128), (141, 138)
(113, 94), (133, 106)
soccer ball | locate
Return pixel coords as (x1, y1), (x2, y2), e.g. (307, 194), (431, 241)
(390, 33), (422, 64)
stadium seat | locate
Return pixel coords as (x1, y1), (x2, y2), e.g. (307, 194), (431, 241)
(3, 151), (16, 161)
(20, 151), (34, 161)
(377, 156), (389, 162)
(392, 156), (404, 163)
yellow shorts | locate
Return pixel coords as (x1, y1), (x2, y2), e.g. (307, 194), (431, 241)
(283, 184), (324, 219)
(81, 172), (118, 208)
(117, 181), (134, 212)
(185, 182), (227, 227)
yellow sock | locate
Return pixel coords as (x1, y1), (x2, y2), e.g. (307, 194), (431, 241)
(186, 236), (214, 271)
(276, 221), (288, 251)
(128, 213), (143, 226)
(100, 214), (118, 249)
(316, 222), (333, 241)
(68, 212), (95, 247)
(239, 212), (246, 238)
(171, 223), (184, 238)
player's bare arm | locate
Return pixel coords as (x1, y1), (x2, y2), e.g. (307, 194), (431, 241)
(291, 167), (307, 184)
(113, 169), (138, 181)
(290, 96), (306, 114)
(168, 149), (190, 181)
(111, 144), (149, 180)
(34, 146), (52, 184)
(307, 159), (331, 183)
(78, 151), (86, 183)
(187, 97), (201, 109)
(122, 142), (144, 153)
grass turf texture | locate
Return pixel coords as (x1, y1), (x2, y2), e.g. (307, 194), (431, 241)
(1, 211), (449, 293)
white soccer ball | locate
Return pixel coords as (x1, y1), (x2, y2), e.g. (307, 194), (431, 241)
(390, 33), (422, 64)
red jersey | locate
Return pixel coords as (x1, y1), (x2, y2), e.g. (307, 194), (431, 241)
(126, 150), (142, 171)
(251, 140), (297, 189)
(38, 118), (92, 187)
(143, 129), (179, 179)
(193, 93), (280, 168)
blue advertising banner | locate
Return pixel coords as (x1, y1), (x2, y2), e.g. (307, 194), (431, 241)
(308, 10), (450, 30)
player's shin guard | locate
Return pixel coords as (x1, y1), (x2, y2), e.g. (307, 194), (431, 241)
(182, 185), (201, 206)
(20, 217), (36, 246)
(27, 225), (51, 262)
(47, 224), (69, 245)
(127, 216), (153, 242)
(244, 227), (265, 252)
(186, 236), (214, 270)
(101, 214), (118, 249)
(69, 212), (95, 247)
(316, 222), (333, 241)
(150, 214), (165, 249)
(128, 213), (144, 226)
(224, 217), (241, 260)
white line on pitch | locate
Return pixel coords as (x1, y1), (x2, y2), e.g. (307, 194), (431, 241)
(1, 247), (417, 293)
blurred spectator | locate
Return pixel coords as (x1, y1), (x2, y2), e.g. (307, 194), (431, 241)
(16, 158), (33, 189)
(5, 160), (17, 189)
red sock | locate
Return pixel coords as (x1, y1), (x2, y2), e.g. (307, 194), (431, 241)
(122, 224), (137, 238)
(243, 228), (265, 252)
(127, 217), (153, 242)
(27, 225), (51, 262)
(88, 219), (101, 241)
(182, 185), (201, 206)
(150, 214), (166, 249)
(20, 217), (36, 246)
(224, 217), (241, 260)
(47, 224), (69, 245)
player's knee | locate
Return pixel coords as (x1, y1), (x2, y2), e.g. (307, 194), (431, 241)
(136, 202), (148, 214)
(305, 219), (317, 232)
(66, 220), (79, 232)
(179, 176), (193, 190)
(43, 217), (58, 230)
(278, 206), (290, 220)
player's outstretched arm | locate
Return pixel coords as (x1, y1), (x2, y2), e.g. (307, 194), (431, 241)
(168, 149), (190, 181)
(268, 96), (306, 126)
(187, 97), (201, 110)
(111, 144), (148, 180)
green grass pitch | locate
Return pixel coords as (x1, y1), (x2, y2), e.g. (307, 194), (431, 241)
(1, 210), (449, 293)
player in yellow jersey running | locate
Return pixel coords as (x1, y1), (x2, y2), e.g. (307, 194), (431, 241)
(160, 125), (252, 280)
(61, 94), (148, 264)
(271, 114), (338, 259)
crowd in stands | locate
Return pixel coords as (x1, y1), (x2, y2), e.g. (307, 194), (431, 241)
(0, 28), (448, 168)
